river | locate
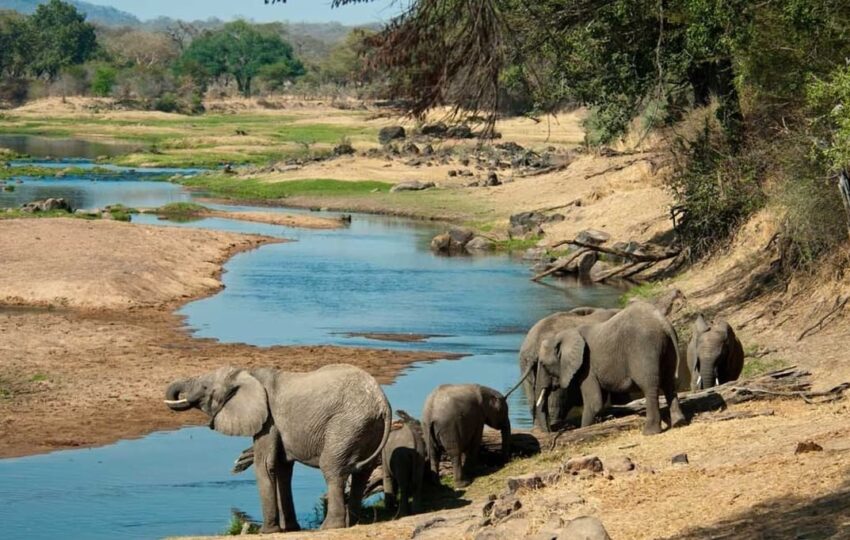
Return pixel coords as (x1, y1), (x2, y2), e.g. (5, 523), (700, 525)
(0, 158), (621, 539)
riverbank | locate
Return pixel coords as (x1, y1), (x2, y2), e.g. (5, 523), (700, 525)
(0, 218), (454, 458)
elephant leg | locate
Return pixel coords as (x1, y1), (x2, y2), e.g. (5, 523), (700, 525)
(427, 436), (440, 477)
(463, 425), (483, 480)
(397, 478), (410, 517)
(412, 464), (424, 515)
(662, 368), (687, 429)
(579, 377), (604, 428)
(321, 472), (347, 530)
(382, 464), (397, 512)
(451, 451), (468, 489)
(348, 468), (371, 526)
(642, 384), (663, 435)
(253, 427), (283, 533)
(277, 460), (300, 532)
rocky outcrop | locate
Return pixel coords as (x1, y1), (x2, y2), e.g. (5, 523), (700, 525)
(20, 198), (73, 213)
(379, 126), (406, 145)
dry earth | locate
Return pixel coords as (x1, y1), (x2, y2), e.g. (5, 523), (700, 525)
(0, 219), (453, 458)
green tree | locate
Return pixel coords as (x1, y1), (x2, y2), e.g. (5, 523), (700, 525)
(91, 65), (117, 96)
(28, 0), (97, 79)
(177, 20), (304, 97)
(0, 11), (33, 78)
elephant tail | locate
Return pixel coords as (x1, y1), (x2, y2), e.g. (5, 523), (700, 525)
(353, 385), (392, 473)
(660, 312), (682, 381)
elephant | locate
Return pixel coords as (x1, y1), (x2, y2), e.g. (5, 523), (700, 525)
(688, 314), (744, 391)
(382, 410), (427, 517)
(164, 364), (391, 532)
(514, 306), (620, 431)
(535, 301), (686, 435)
(422, 384), (510, 488)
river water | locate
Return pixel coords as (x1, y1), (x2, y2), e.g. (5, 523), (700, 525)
(0, 161), (621, 539)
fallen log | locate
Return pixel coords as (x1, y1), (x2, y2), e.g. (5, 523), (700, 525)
(530, 248), (590, 282)
(545, 238), (679, 264)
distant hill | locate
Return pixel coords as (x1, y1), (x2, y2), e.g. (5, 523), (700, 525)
(0, 0), (140, 25)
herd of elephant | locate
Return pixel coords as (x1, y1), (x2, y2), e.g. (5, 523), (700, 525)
(163, 300), (744, 533)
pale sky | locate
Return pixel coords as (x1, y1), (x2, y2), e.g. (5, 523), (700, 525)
(85, 0), (406, 24)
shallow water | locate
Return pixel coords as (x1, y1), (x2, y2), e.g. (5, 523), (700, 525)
(0, 134), (144, 159)
(0, 172), (622, 539)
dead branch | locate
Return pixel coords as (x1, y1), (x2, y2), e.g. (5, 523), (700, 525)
(797, 295), (848, 341)
(533, 198), (581, 213)
(569, 239), (679, 262)
(518, 163), (570, 179)
(583, 157), (653, 180)
(530, 248), (590, 281)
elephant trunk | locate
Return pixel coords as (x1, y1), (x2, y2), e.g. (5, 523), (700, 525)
(500, 421), (512, 462)
(534, 359), (553, 432)
(698, 360), (717, 390)
(164, 379), (201, 411)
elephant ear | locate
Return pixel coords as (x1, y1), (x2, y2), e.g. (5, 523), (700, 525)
(554, 328), (588, 387)
(213, 371), (269, 437)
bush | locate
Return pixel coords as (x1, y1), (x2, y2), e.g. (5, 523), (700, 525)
(153, 93), (179, 113)
(91, 65), (117, 97)
(668, 120), (766, 258)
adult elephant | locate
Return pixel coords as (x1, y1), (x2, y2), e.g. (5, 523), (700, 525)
(514, 307), (620, 431)
(535, 301), (686, 435)
(688, 314), (744, 390)
(422, 384), (510, 488)
(164, 364), (391, 532)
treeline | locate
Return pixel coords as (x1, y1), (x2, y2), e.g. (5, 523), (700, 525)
(0, 0), (381, 111)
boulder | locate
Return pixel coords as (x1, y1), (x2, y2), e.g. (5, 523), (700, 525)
(505, 473), (545, 494)
(575, 229), (611, 245)
(446, 124), (474, 139)
(562, 455), (604, 475)
(332, 143), (355, 156)
(390, 180), (435, 193)
(21, 198), (73, 213)
(558, 517), (612, 540)
(431, 228), (474, 255)
(422, 144), (434, 156)
(606, 456), (636, 473)
(378, 126), (406, 144)
(671, 453), (689, 465)
(420, 122), (448, 136)
(466, 236), (495, 252)
(449, 227), (475, 245)
(485, 172), (502, 186)
(574, 251), (598, 276)
(495, 141), (525, 154)
(403, 142), (421, 155)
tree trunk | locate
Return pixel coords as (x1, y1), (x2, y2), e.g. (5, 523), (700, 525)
(839, 168), (850, 239)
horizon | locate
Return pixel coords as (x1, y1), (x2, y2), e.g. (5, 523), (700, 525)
(82, 0), (405, 24)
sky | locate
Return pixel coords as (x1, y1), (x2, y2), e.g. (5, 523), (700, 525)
(86, 0), (406, 24)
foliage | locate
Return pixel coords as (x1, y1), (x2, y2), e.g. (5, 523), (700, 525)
(223, 512), (259, 536)
(177, 20), (304, 97)
(28, 0), (97, 79)
(91, 65), (117, 97)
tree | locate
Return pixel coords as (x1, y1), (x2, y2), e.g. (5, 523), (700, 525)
(28, 0), (97, 79)
(0, 11), (33, 78)
(177, 20), (304, 97)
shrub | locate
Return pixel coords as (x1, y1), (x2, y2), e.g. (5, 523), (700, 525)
(91, 65), (117, 97)
(153, 93), (179, 113)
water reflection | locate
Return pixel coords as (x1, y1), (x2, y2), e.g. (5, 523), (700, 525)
(0, 134), (143, 159)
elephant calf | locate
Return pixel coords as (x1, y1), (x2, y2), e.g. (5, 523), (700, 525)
(382, 410), (427, 517)
(688, 314), (744, 390)
(422, 384), (511, 488)
(164, 364), (391, 532)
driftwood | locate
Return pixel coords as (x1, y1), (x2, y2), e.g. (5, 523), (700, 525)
(530, 248), (590, 282)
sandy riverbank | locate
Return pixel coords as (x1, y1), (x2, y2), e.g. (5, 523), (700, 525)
(0, 219), (454, 458)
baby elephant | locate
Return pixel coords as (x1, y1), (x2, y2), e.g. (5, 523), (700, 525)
(422, 384), (511, 488)
(688, 314), (744, 390)
(382, 410), (427, 517)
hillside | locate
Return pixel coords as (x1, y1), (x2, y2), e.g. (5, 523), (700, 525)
(0, 0), (139, 25)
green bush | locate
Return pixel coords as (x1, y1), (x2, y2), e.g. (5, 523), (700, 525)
(91, 66), (117, 97)
(153, 93), (179, 113)
(668, 121), (766, 258)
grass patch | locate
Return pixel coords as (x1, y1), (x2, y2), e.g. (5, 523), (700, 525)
(619, 282), (664, 306)
(155, 202), (209, 217)
(30, 374), (48, 382)
(0, 209), (86, 220)
(741, 356), (789, 378)
(106, 204), (139, 222)
(223, 511), (259, 536)
(493, 236), (542, 252)
(178, 175), (393, 200)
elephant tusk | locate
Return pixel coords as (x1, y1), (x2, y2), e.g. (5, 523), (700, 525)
(536, 389), (547, 408)
(164, 399), (188, 405)
(695, 375), (702, 388)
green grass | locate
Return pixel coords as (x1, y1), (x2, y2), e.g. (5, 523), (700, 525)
(493, 236), (543, 252)
(0, 209), (84, 220)
(106, 204), (139, 222)
(156, 202), (209, 216)
(0, 165), (138, 180)
(741, 356), (789, 378)
(30, 374), (48, 382)
(178, 175), (393, 200)
(223, 513), (259, 536)
(619, 282), (664, 306)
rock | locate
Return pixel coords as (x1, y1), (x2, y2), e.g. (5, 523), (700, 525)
(476, 518), (530, 540)
(466, 236), (495, 252)
(575, 229), (611, 245)
(403, 142), (421, 155)
(421, 122), (448, 136)
(505, 473), (545, 494)
(74, 208), (101, 217)
(559, 516), (612, 540)
(574, 251), (598, 275)
(530, 518), (564, 540)
(562, 455), (604, 475)
(20, 198), (73, 213)
(448, 170), (458, 177)
(606, 456), (635, 473)
(485, 172), (501, 186)
(671, 453), (689, 465)
(795, 441), (824, 454)
(422, 144), (434, 155)
(481, 495), (498, 517)
(431, 228), (474, 255)
(449, 227), (475, 245)
(523, 247), (549, 261)
(460, 157), (471, 166)
(332, 143), (355, 156)
(491, 495), (522, 520)
(589, 260), (613, 282)
(446, 124), (474, 139)
(509, 225), (529, 239)
(378, 125), (406, 144)
(460, 170), (474, 177)
(495, 141), (525, 154)
(390, 180), (435, 193)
